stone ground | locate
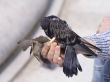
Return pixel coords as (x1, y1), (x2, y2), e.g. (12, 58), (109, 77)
(12, 0), (110, 82)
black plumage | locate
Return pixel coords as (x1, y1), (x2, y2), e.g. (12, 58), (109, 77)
(40, 15), (102, 77)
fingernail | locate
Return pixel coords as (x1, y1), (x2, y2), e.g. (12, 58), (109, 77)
(54, 42), (57, 45)
(56, 46), (60, 50)
(58, 57), (61, 60)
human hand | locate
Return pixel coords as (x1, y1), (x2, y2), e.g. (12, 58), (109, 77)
(41, 41), (64, 66)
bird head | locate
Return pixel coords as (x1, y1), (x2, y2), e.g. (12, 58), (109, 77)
(40, 15), (68, 38)
(40, 15), (58, 30)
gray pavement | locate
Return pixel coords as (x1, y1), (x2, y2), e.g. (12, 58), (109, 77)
(12, 0), (110, 82)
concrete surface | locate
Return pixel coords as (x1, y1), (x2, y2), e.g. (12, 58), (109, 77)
(0, 0), (49, 65)
(0, 0), (64, 82)
(6, 0), (110, 82)
(0, 0), (50, 82)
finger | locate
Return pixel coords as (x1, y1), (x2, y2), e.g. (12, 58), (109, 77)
(60, 54), (64, 59)
(41, 42), (51, 58)
(47, 42), (57, 61)
(53, 46), (61, 64)
(57, 57), (64, 66)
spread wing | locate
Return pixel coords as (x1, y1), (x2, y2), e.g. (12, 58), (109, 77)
(18, 40), (34, 51)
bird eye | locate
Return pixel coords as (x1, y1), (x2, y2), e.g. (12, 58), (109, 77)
(63, 21), (67, 24)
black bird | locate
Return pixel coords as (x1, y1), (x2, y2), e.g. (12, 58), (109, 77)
(40, 15), (102, 77)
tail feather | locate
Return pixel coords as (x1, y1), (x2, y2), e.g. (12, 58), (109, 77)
(76, 57), (82, 71)
(63, 45), (82, 77)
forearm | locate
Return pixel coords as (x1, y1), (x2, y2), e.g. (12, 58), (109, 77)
(85, 28), (110, 59)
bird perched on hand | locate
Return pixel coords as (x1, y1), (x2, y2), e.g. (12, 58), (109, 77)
(40, 15), (102, 77)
